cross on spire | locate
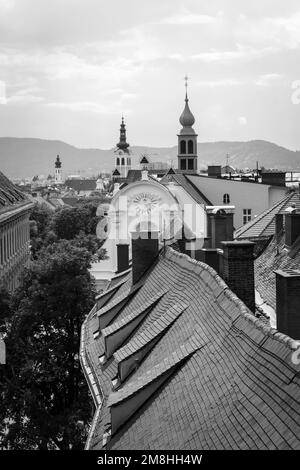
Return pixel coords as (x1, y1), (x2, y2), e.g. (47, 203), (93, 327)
(184, 75), (189, 100)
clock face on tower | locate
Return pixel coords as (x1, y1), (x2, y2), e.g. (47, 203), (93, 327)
(128, 192), (161, 217)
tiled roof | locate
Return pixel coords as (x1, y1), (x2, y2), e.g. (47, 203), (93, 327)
(0, 171), (29, 216)
(64, 179), (97, 192)
(160, 172), (212, 205)
(255, 233), (300, 311)
(235, 191), (300, 240)
(81, 248), (300, 450)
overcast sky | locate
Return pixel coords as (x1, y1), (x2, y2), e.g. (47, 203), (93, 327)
(0, 0), (300, 150)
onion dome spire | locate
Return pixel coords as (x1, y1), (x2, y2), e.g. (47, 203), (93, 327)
(179, 75), (195, 128)
(116, 115), (130, 153)
(55, 155), (61, 168)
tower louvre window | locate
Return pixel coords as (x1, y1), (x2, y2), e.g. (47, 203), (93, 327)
(180, 140), (186, 154)
(188, 140), (194, 154)
(116, 157), (120, 166)
(188, 159), (194, 170)
(180, 159), (187, 170)
(121, 158), (125, 165)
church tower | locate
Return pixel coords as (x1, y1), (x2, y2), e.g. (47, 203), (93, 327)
(177, 77), (198, 173)
(54, 155), (63, 184)
(114, 116), (131, 178)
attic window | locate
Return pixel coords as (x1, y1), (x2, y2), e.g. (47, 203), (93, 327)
(115, 302), (188, 384)
(223, 194), (230, 204)
(102, 288), (168, 359)
(108, 334), (206, 436)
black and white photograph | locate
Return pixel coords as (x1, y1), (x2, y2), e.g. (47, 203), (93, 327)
(0, 0), (300, 459)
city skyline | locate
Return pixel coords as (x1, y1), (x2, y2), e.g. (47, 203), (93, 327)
(0, 0), (300, 150)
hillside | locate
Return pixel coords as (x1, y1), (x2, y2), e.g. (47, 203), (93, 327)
(0, 137), (299, 178)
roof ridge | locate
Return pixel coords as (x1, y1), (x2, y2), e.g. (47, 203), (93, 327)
(165, 247), (300, 353)
(235, 192), (292, 237)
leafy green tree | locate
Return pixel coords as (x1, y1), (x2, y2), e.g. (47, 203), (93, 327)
(30, 204), (53, 258)
(50, 205), (98, 240)
(0, 240), (96, 449)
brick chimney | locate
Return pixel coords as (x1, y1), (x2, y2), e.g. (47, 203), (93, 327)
(275, 269), (300, 339)
(275, 213), (284, 239)
(207, 211), (234, 249)
(285, 213), (300, 247)
(207, 165), (222, 178)
(220, 241), (255, 312)
(131, 231), (159, 285)
(116, 244), (129, 273)
(261, 170), (286, 187)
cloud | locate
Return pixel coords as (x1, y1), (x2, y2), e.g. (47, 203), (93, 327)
(238, 116), (248, 126)
(255, 73), (283, 86)
(190, 44), (278, 63)
(196, 79), (242, 88)
(160, 11), (221, 25)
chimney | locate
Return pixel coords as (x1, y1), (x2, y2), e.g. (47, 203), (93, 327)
(220, 241), (255, 312)
(207, 165), (222, 178)
(208, 211), (234, 248)
(261, 170), (286, 187)
(116, 244), (129, 273)
(131, 230), (159, 284)
(196, 248), (219, 273)
(275, 269), (300, 339)
(285, 212), (300, 247)
(275, 213), (284, 238)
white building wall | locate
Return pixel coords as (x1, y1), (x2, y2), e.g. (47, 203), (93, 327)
(187, 176), (287, 229)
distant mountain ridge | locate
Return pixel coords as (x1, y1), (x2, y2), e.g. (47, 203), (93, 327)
(0, 137), (299, 178)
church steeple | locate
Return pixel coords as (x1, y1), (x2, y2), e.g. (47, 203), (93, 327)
(113, 116), (131, 179)
(116, 116), (130, 153)
(177, 76), (198, 173)
(54, 155), (63, 183)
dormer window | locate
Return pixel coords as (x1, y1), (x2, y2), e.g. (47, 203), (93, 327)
(223, 194), (230, 204)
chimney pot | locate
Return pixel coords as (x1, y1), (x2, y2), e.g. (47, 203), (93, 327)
(116, 244), (129, 274)
(275, 269), (300, 339)
(285, 213), (300, 247)
(131, 230), (159, 284)
(220, 241), (255, 312)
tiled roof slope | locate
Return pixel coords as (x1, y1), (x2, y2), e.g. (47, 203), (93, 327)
(0, 171), (29, 216)
(82, 248), (300, 450)
(255, 233), (300, 311)
(160, 172), (212, 205)
(235, 191), (300, 240)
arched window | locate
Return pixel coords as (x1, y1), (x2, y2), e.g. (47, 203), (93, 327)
(116, 157), (120, 166)
(223, 193), (230, 204)
(188, 140), (194, 154)
(180, 140), (186, 154)
(121, 157), (125, 165)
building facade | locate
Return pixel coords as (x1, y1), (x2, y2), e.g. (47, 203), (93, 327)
(0, 172), (33, 291)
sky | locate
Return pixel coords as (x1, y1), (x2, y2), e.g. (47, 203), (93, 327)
(0, 0), (300, 150)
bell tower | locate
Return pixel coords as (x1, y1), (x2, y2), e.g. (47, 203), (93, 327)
(114, 116), (131, 178)
(54, 155), (63, 184)
(177, 76), (198, 173)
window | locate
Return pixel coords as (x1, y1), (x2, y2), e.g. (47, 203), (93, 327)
(121, 158), (125, 165)
(180, 140), (186, 154)
(116, 157), (120, 166)
(188, 159), (194, 170)
(188, 140), (194, 154)
(180, 159), (187, 170)
(243, 209), (252, 225)
(223, 194), (230, 204)
(127, 158), (131, 166)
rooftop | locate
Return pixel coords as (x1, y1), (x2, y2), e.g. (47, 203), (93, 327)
(81, 247), (300, 450)
(235, 191), (300, 240)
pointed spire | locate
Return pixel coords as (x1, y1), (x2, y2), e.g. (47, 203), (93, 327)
(116, 116), (130, 153)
